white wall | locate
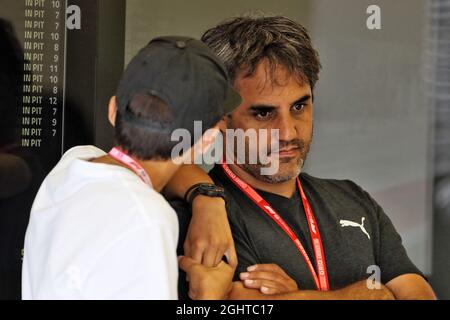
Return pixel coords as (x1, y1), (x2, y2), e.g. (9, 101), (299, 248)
(305, 0), (430, 274)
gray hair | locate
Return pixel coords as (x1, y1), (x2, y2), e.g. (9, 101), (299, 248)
(201, 15), (321, 88)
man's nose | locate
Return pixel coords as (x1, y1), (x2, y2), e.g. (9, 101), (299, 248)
(276, 113), (298, 142)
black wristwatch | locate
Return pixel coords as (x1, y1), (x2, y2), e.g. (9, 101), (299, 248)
(184, 183), (226, 206)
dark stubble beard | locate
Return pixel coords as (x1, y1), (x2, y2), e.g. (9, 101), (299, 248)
(226, 117), (312, 184)
(240, 138), (311, 184)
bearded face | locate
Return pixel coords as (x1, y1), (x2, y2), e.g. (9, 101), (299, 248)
(226, 117), (312, 184)
(224, 61), (314, 184)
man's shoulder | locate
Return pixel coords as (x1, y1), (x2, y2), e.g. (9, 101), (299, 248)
(300, 172), (365, 194)
(26, 182), (178, 271)
(300, 172), (379, 217)
(114, 186), (178, 232)
(31, 171), (177, 239)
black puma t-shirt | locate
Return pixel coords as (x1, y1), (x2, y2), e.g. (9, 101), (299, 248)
(174, 165), (424, 294)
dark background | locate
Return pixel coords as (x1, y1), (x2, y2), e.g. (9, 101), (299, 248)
(0, 0), (125, 299)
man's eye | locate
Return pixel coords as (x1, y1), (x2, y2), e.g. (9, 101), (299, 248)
(292, 103), (305, 112)
(255, 110), (273, 120)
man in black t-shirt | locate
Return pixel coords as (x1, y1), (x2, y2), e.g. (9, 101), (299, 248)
(176, 164), (434, 299)
(175, 15), (436, 300)
(208, 166), (424, 290)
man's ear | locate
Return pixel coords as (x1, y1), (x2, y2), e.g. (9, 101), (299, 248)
(108, 96), (118, 127)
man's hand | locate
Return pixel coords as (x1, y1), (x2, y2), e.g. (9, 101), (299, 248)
(179, 256), (235, 300)
(163, 164), (237, 268)
(184, 195), (238, 268)
(239, 264), (298, 294)
(228, 281), (270, 300)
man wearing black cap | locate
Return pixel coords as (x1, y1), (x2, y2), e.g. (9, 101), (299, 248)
(21, 36), (240, 300)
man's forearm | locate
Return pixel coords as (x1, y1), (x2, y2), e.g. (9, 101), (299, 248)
(385, 274), (436, 300)
(275, 281), (394, 300)
(164, 164), (213, 199)
(229, 280), (395, 300)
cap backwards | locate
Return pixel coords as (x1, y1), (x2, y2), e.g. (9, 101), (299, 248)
(116, 36), (241, 139)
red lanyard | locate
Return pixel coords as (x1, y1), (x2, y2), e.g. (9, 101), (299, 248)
(220, 162), (329, 291)
(108, 147), (153, 188)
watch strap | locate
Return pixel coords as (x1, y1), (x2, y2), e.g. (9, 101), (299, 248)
(184, 183), (226, 206)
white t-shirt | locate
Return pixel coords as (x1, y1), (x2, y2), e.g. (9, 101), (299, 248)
(22, 146), (179, 300)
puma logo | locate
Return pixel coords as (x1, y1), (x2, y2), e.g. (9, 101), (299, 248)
(339, 217), (371, 240)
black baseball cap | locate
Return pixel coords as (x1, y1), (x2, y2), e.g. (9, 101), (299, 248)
(116, 36), (241, 137)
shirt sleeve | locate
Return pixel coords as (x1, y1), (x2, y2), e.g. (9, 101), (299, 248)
(82, 223), (178, 300)
(365, 192), (426, 284)
(226, 201), (262, 281)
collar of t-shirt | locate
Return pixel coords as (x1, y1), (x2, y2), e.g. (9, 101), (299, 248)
(211, 165), (316, 265)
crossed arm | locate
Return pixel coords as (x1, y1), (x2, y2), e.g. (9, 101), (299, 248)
(179, 260), (436, 300)
(168, 165), (436, 300)
(228, 264), (436, 300)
